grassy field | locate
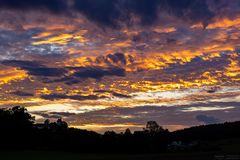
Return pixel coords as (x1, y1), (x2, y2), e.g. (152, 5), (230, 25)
(0, 151), (223, 160)
(0, 139), (239, 160)
(1, 151), (240, 160)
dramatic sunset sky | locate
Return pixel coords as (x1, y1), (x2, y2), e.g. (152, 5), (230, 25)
(0, 0), (239, 132)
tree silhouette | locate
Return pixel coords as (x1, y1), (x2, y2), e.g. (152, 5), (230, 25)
(145, 121), (165, 133)
(0, 106), (35, 149)
(124, 128), (132, 135)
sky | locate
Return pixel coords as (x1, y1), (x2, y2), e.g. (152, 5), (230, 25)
(0, 0), (239, 133)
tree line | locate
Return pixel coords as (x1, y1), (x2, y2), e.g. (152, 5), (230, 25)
(0, 106), (240, 153)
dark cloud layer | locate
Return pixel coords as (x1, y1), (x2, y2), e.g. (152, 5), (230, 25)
(0, 0), (67, 12)
(163, 54), (230, 78)
(0, 0), (222, 27)
(40, 93), (103, 101)
(10, 91), (34, 97)
(74, 0), (162, 27)
(2, 60), (44, 68)
(74, 0), (215, 27)
(94, 90), (132, 98)
(73, 67), (125, 79)
(74, 0), (216, 27)
(2, 60), (66, 77)
(163, 0), (214, 26)
(1, 60), (126, 79)
(196, 114), (220, 124)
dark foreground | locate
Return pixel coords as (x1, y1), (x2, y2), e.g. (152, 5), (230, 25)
(1, 107), (240, 159)
(1, 138), (240, 160)
(0, 151), (239, 160)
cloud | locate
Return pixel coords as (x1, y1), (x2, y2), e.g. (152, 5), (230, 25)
(32, 111), (76, 119)
(1, 0), (240, 30)
(74, 0), (216, 27)
(33, 111), (62, 119)
(0, 0), (67, 13)
(163, 0), (214, 26)
(2, 60), (126, 79)
(74, 0), (217, 27)
(73, 67), (125, 79)
(0, 0), (218, 28)
(26, 67), (66, 77)
(25, 99), (240, 132)
(106, 53), (128, 65)
(2, 60), (66, 77)
(71, 101), (240, 125)
(73, 0), (122, 27)
(49, 112), (76, 117)
(163, 54), (229, 73)
(40, 93), (104, 101)
(196, 114), (220, 124)
(93, 53), (134, 69)
(112, 92), (131, 98)
(10, 91), (34, 97)
(2, 60), (44, 68)
(73, 0), (164, 27)
(94, 90), (132, 98)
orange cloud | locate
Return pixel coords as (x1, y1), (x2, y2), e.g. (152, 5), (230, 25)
(0, 67), (27, 85)
(153, 27), (176, 33)
(207, 17), (240, 29)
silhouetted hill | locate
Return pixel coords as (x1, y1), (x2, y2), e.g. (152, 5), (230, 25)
(172, 121), (240, 141)
(0, 107), (239, 153)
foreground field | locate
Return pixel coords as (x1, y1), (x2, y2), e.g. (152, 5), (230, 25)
(0, 150), (239, 160)
(1, 138), (240, 160)
(0, 151), (222, 160)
